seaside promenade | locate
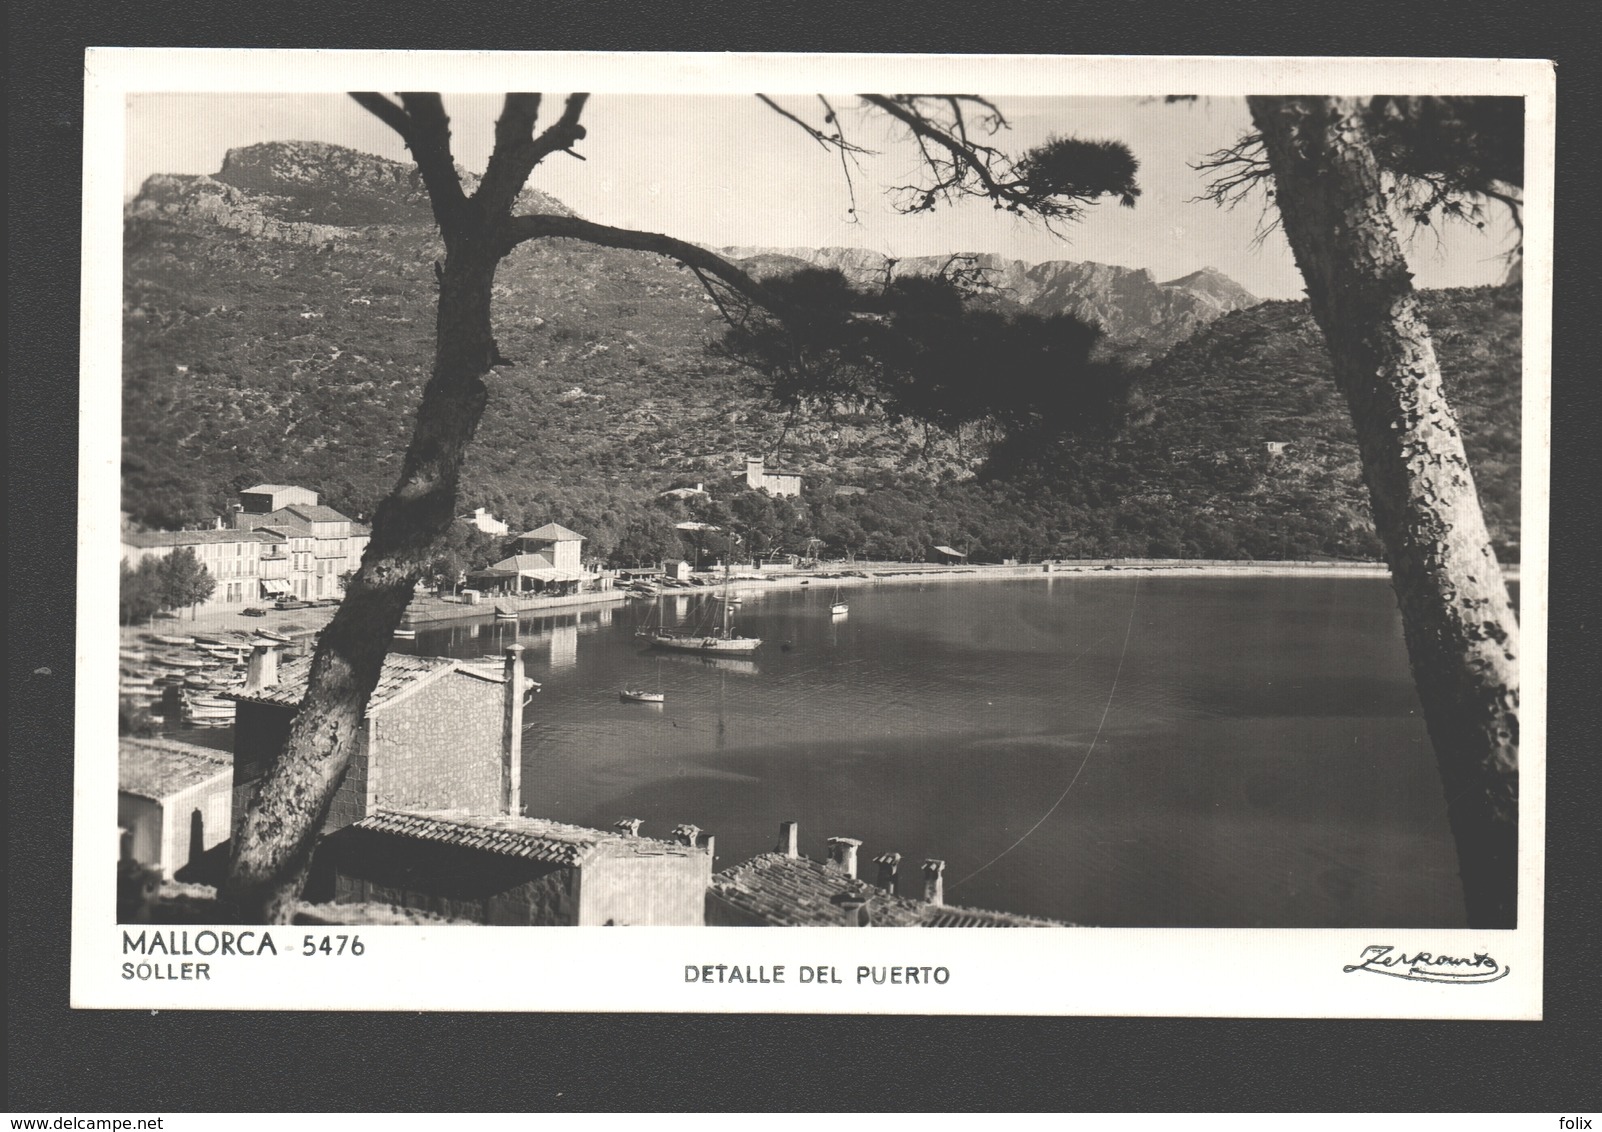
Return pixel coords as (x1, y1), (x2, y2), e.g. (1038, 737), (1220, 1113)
(118, 557), (1520, 647)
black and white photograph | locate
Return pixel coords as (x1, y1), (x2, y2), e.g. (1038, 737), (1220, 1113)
(74, 51), (1551, 1016)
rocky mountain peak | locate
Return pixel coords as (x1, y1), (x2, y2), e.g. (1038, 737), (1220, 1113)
(719, 245), (1258, 362)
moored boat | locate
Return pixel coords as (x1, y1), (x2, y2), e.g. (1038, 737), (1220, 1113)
(150, 634), (196, 647)
(393, 628), (417, 640)
(619, 689), (665, 704)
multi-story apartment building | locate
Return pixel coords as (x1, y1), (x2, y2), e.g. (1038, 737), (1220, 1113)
(232, 484), (370, 600)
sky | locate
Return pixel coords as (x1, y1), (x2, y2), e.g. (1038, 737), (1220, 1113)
(125, 92), (1521, 301)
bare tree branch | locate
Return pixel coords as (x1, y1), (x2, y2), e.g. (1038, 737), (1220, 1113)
(757, 94), (869, 154)
(349, 92), (412, 142)
(474, 93), (590, 219)
(501, 212), (791, 315)
(372, 94), (467, 237)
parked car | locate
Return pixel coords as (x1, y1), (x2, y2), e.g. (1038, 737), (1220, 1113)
(274, 599), (312, 611)
(242, 607), (267, 617)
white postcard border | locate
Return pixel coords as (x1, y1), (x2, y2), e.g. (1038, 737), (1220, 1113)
(75, 50), (1554, 1017)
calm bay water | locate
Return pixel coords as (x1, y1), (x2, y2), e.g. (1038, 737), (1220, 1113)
(396, 576), (1479, 928)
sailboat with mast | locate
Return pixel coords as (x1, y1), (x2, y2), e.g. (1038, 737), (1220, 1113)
(645, 555), (761, 654)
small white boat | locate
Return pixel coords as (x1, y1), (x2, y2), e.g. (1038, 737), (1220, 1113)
(619, 689), (665, 704)
(393, 628), (417, 640)
(153, 655), (208, 670)
(119, 649), (149, 663)
(150, 634), (196, 647)
(253, 629), (292, 644)
(830, 603), (849, 615)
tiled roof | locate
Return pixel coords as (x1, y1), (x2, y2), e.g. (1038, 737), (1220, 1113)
(353, 809), (701, 867)
(492, 553), (554, 572)
(519, 523), (585, 542)
(281, 504), (353, 523)
(122, 529), (281, 548)
(709, 854), (1069, 928)
(223, 653), (459, 710)
(241, 483), (303, 494)
(119, 737), (232, 800)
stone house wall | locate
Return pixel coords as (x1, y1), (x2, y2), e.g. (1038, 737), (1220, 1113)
(576, 851), (711, 926)
(367, 673), (505, 815)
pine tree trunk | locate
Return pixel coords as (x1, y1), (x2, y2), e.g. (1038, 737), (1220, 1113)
(1249, 96), (1520, 927)
(222, 237), (503, 923)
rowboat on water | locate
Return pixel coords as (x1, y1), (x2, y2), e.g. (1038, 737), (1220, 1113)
(119, 649), (149, 663)
(149, 634), (196, 647)
(619, 689), (665, 704)
(253, 629), (292, 644)
(393, 628), (417, 640)
(494, 605), (519, 621)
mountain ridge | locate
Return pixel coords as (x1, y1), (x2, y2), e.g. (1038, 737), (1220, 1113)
(120, 141), (1519, 564)
(717, 244), (1260, 361)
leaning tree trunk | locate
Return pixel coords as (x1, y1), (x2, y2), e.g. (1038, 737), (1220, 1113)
(1249, 96), (1520, 927)
(221, 237), (504, 923)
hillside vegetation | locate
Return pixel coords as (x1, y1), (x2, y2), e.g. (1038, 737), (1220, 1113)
(122, 142), (1521, 564)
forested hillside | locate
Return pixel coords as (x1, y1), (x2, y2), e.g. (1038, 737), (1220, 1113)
(122, 142), (1521, 564)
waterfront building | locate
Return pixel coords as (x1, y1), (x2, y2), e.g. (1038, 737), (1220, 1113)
(659, 482), (711, 501)
(232, 484), (370, 600)
(118, 737), (233, 881)
(737, 455), (803, 498)
(706, 822), (1068, 927)
(119, 528), (285, 613)
(478, 522), (589, 596)
(930, 544), (969, 564)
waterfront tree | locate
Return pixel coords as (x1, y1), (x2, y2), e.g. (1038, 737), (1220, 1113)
(1244, 96), (1522, 927)
(119, 557), (164, 626)
(156, 547), (216, 621)
(222, 91), (1141, 921)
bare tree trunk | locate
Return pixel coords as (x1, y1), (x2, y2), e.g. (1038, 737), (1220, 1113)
(1249, 96), (1520, 928)
(222, 238), (501, 922)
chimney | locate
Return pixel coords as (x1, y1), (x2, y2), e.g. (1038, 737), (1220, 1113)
(672, 823), (701, 848)
(613, 817), (643, 838)
(775, 820), (799, 858)
(838, 894), (871, 927)
(922, 859), (946, 906)
(698, 831), (716, 859)
(825, 837), (862, 880)
(245, 643), (281, 691)
(501, 645), (524, 815)
(695, 482), (704, 493)
(874, 852), (901, 893)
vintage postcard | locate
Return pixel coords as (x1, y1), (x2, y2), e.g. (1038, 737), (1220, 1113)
(74, 50), (1551, 1015)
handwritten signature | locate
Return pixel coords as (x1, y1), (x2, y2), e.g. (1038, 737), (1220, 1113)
(1343, 945), (1509, 984)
